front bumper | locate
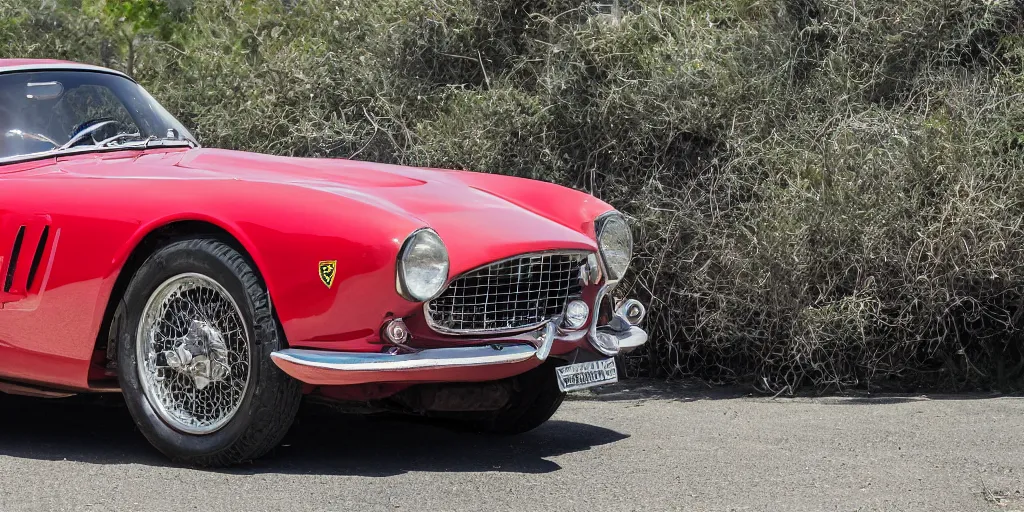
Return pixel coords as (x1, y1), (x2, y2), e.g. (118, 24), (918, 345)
(270, 311), (648, 386)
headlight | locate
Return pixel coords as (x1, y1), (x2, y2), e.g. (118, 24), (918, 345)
(596, 212), (633, 280)
(396, 228), (449, 301)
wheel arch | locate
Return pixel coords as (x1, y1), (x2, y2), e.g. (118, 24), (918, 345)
(89, 218), (274, 387)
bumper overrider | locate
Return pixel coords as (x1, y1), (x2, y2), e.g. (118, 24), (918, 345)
(270, 300), (648, 386)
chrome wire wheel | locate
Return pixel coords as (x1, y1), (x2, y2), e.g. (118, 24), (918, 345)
(136, 273), (251, 435)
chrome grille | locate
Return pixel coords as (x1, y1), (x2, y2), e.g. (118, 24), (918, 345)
(425, 252), (588, 334)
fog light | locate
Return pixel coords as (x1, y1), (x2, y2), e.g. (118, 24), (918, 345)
(617, 299), (646, 326)
(383, 319), (409, 345)
(563, 300), (590, 329)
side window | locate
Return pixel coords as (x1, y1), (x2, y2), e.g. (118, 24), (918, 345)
(50, 85), (139, 143)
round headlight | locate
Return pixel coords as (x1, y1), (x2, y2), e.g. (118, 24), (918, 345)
(397, 228), (449, 301)
(597, 212), (633, 280)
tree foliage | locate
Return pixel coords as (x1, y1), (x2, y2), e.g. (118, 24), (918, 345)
(2, 0), (1024, 392)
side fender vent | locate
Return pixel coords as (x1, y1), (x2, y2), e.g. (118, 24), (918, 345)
(3, 225), (25, 293)
(25, 225), (49, 292)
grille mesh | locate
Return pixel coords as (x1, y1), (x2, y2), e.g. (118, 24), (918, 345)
(426, 252), (588, 333)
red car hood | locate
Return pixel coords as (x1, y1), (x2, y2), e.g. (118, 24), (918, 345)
(173, 149), (610, 270)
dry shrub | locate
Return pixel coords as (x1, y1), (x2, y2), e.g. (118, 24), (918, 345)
(3, 0), (1024, 391)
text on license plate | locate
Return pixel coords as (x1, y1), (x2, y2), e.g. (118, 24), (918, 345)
(555, 358), (618, 392)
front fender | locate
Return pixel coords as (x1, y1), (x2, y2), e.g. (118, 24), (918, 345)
(101, 179), (425, 354)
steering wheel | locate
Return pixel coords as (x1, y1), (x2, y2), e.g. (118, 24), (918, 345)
(63, 117), (123, 149)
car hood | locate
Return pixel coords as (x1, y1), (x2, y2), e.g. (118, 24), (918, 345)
(76, 148), (611, 272)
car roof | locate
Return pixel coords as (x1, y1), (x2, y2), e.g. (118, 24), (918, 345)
(0, 59), (132, 81)
(0, 58), (74, 68)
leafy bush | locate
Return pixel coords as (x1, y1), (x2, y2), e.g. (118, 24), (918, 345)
(2, 0), (1023, 392)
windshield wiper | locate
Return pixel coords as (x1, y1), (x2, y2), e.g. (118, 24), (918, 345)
(95, 132), (144, 147)
(90, 136), (195, 150)
(58, 119), (198, 152)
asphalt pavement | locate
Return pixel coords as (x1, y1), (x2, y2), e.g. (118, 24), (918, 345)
(0, 381), (1020, 511)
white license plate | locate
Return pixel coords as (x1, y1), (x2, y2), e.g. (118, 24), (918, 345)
(555, 358), (618, 392)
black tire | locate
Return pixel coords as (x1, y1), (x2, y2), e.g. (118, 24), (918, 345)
(116, 238), (302, 466)
(478, 362), (566, 435)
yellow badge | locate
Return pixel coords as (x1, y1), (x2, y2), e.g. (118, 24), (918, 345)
(318, 260), (337, 289)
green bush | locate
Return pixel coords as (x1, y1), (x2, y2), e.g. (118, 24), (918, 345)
(2, 0), (1023, 392)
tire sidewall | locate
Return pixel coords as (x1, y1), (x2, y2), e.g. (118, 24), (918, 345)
(117, 239), (282, 460)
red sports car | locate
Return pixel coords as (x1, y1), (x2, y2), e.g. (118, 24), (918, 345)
(0, 59), (647, 466)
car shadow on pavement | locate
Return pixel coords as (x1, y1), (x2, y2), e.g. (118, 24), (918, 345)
(249, 405), (629, 476)
(0, 392), (628, 476)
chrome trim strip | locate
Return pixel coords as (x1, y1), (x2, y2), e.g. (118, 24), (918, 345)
(271, 344), (539, 372)
(0, 63), (134, 81)
(423, 249), (593, 336)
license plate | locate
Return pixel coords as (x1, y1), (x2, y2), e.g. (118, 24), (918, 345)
(555, 358), (618, 392)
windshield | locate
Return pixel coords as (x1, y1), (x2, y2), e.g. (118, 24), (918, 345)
(0, 70), (195, 161)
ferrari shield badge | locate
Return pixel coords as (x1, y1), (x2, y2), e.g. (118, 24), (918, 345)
(318, 260), (337, 289)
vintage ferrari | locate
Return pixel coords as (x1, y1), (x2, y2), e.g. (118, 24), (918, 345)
(0, 59), (647, 466)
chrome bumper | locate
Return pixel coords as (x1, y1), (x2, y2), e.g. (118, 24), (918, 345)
(271, 344), (541, 386)
(271, 304), (648, 386)
(602, 325), (648, 353)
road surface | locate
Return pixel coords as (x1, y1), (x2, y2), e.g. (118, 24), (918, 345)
(0, 381), (1020, 511)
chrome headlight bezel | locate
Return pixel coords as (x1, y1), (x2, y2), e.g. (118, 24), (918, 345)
(396, 228), (450, 302)
(595, 211), (633, 281)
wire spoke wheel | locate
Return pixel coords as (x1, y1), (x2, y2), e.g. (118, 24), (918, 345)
(136, 273), (251, 435)
(119, 239), (301, 466)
